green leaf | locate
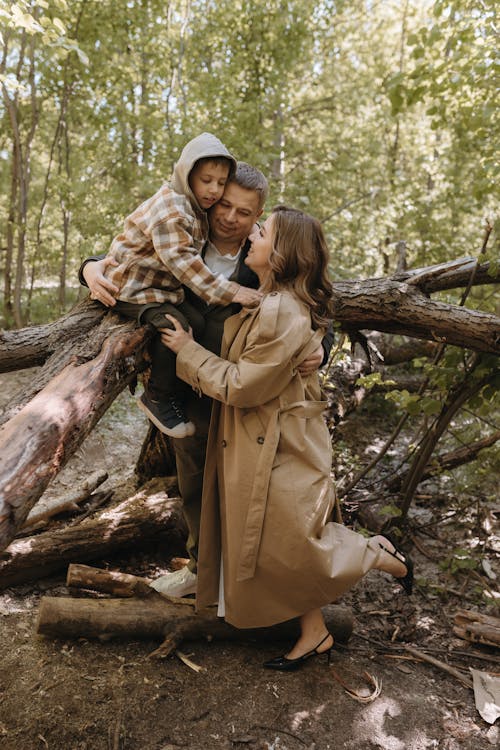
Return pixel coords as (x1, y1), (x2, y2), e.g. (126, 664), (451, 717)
(52, 17), (66, 35)
(380, 504), (403, 518)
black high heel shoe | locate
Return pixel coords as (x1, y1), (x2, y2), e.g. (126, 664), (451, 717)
(379, 535), (414, 595)
(263, 632), (334, 672)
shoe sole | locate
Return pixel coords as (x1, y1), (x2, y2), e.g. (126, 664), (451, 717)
(136, 396), (196, 438)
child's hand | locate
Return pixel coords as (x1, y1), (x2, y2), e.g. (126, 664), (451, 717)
(85, 257), (119, 306)
(233, 285), (263, 307)
(160, 315), (193, 353)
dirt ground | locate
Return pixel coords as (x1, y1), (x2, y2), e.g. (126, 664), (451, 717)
(0, 369), (498, 750)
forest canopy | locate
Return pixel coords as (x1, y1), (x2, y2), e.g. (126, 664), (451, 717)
(0, 0), (498, 328)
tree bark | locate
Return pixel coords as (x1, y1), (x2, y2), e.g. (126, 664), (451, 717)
(332, 277), (499, 354)
(0, 297), (108, 374)
(0, 478), (186, 588)
(36, 595), (354, 654)
(0, 323), (152, 550)
(21, 469), (108, 531)
(66, 563), (155, 598)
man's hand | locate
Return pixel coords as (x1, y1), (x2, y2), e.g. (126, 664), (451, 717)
(160, 315), (194, 353)
(298, 345), (324, 376)
(233, 285), (263, 307)
(84, 257), (119, 307)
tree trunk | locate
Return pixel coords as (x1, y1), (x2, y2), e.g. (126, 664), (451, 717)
(36, 595), (354, 654)
(21, 469), (108, 531)
(0, 478), (186, 588)
(0, 322), (152, 549)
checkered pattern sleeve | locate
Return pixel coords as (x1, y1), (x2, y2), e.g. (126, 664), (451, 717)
(151, 194), (239, 305)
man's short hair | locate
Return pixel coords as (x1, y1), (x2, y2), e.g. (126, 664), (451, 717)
(231, 162), (269, 211)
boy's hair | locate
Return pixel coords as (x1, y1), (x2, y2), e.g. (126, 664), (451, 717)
(191, 155), (235, 177)
(231, 162), (269, 210)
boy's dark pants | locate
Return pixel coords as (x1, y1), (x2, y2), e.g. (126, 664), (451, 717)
(113, 299), (205, 400)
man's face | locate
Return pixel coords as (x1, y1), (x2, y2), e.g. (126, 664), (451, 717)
(209, 182), (263, 245)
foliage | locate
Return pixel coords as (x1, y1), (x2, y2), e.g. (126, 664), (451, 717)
(0, 0), (497, 326)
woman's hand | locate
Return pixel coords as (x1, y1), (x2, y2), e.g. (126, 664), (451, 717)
(160, 315), (194, 353)
(298, 345), (324, 376)
(84, 257), (119, 306)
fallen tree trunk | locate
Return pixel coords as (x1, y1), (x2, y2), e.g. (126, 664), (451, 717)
(0, 478), (186, 588)
(1, 259), (498, 379)
(0, 323), (152, 550)
(36, 595), (354, 655)
(0, 298), (108, 373)
(21, 469), (108, 532)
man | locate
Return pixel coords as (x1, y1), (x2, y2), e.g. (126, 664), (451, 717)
(80, 162), (332, 596)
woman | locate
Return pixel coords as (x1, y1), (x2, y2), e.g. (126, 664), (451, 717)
(162, 206), (412, 671)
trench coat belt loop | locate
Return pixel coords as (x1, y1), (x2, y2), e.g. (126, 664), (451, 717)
(236, 399), (327, 582)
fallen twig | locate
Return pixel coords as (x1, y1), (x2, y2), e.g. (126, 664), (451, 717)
(175, 650), (205, 673)
(404, 645), (473, 689)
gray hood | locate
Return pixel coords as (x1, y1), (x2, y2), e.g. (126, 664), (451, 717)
(170, 132), (236, 210)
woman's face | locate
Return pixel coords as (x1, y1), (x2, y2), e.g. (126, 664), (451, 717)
(246, 215), (274, 277)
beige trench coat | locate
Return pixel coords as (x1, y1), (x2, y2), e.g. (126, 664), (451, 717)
(177, 290), (382, 628)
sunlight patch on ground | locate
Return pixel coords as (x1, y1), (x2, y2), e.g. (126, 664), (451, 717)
(348, 697), (407, 749)
(290, 703), (326, 731)
(416, 615), (437, 632)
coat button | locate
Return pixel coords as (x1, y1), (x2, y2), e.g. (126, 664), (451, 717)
(221, 440), (227, 447)
(257, 436), (265, 444)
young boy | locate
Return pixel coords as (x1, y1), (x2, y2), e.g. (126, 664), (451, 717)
(102, 133), (259, 438)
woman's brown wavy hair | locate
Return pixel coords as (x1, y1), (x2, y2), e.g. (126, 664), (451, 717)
(261, 205), (334, 329)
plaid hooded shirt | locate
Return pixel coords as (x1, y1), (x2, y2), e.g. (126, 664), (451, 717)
(104, 133), (240, 306)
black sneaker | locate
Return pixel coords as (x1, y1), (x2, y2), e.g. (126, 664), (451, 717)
(137, 393), (195, 438)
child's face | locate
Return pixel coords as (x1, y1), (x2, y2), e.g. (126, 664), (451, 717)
(189, 161), (230, 210)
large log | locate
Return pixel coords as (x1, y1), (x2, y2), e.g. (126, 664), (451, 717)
(332, 277), (500, 354)
(0, 478), (186, 587)
(1, 259), (498, 378)
(0, 323), (152, 550)
(36, 595), (354, 655)
(0, 302), (151, 427)
(0, 298), (107, 373)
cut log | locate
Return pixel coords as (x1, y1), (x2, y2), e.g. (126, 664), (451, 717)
(21, 470), (109, 531)
(0, 478), (186, 588)
(453, 609), (500, 648)
(66, 563), (154, 598)
(36, 595), (354, 655)
(0, 322), (152, 550)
